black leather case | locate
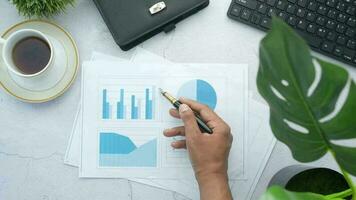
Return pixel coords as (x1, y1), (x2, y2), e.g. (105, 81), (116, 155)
(93, 0), (209, 51)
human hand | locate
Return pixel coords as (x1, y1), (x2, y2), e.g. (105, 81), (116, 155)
(163, 98), (233, 183)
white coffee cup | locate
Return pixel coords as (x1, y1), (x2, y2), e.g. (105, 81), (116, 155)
(0, 29), (54, 78)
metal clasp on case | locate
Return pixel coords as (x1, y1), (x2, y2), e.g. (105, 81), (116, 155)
(149, 2), (166, 15)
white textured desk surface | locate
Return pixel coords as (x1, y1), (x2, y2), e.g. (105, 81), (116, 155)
(0, 0), (355, 199)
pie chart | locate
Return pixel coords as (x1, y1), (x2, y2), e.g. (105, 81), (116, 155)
(177, 79), (217, 110)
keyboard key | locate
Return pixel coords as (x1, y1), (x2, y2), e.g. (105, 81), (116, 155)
(307, 24), (317, 33)
(257, 4), (268, 14)
(346, 28), (355, 38)
(347, 18), (356, 27)
(326, 32), (337, 41)
(298, 0), (308, 7)
(288, 0), (296, 3)
(317, 5), (328, 15)
(343, 49), (355, 61)
(347, 40), (356, 50)
(251, 14), (261, 24)
(235, 0), (258, 9)
(316, 17), (326, 26)
(267, 8), (277, 16)
(297, 20), (307, 30)
(336, 24), (346, 33)
(286, 4), (296, 13)
(334, 46), (343, 57)
(276, 0), (287, 9)
(241, 9), (252, 20)
(317, 28), (327, 37)
(307, 1), (318, 11)
(336, 2), (346, 11)
(327, 10), (337, 18)
(288, 16), (297, 26)
(321, 41), (335, 53)
(326, 0), (336, 7)
(326, 20), (336, 29)
(230, 5), (242, 17)
(267, 0), (277, 6)
(296, 8), (306, 17)
(346, 7), (356, 15)
(336, 36), (346, 45)
(260, 17), (271, 28)
(278, 12), (288, 20)
(306, 12), (316, 21)
(337, 13), (347, 23)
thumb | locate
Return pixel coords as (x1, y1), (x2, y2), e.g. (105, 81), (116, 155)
(179, 104), (200, 136)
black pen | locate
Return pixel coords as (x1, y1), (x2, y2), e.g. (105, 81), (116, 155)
(159, 88), (213, 134)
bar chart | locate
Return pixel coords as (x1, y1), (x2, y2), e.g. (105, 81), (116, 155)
(102, 85), (156, 120)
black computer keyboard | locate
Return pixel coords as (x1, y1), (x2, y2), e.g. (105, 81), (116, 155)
(228, 0), (356, 67)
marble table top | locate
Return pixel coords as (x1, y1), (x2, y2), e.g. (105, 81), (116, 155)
(0, 0), (355, 199)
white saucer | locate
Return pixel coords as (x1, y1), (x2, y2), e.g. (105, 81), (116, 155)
(0, 20), (79, 103)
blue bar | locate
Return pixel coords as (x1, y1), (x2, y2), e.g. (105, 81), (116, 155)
(137, 99), (141, 119)
(102, 89), (110, 119)
(148, 102), (152, 119)
(117, 89), (124, 119)
(134, 107), (139, 119)
(151, 86), (155, 119)
(109, 104), (112, 119)
(145, 88), (153, 119)
(116, 102), (121, 119)
(131, 95), (137, 119)
(123, 105), (126, 119)
(145, 88), (149, 119)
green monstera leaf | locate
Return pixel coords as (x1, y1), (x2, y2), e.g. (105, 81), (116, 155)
(260, 186), (348, 200)
(260, 186), (327, 200)
(257, 17), (356, 177)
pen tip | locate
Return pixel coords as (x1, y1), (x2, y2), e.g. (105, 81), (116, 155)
(158, 88), (164, 94)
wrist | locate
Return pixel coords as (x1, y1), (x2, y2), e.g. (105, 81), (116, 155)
(196, 172), (232, 200)
(194, 162), (228, 183)
(196, 171), (229, 186)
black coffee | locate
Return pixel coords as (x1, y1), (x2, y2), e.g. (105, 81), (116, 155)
(12, 37), (51, 75)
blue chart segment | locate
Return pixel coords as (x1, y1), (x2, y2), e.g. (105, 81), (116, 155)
(101, 86), (155, 120)
(102, 89), (112, 119)
(117, 89), (125, 119)
(177, 79), (217, 110)
(99, 132), (157, 167)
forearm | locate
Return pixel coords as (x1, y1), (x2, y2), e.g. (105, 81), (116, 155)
(197, 173), (233, 200)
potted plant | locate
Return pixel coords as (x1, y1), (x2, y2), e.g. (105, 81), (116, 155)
(269, 165), (352, 199)
(9, 0), (75, 18)
(257, 17), (356, 200)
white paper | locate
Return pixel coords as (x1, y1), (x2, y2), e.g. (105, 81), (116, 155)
(64, 49), (275, 199)
(80, 59), (247, 179)
(64, 105), (82, 167)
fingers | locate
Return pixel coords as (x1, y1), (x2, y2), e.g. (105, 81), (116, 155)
(169, 108), (180, 119)
(179, 98), (220, 122)
(163, 127), (186, 149)
(171, 140), (186, 149)
(163, 126), (185, 137)
(179, 104), (201, 136)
